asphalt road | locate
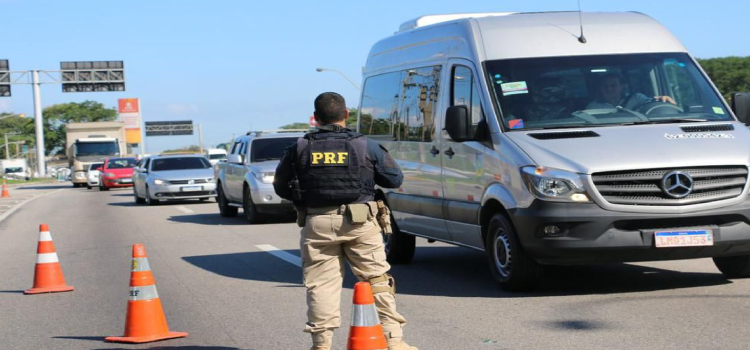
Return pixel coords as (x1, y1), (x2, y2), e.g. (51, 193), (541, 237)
(1, 184), (750, 350)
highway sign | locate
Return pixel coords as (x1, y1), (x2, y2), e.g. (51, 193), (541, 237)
(61, 61), (125, 92)
(0, 60), (9, 97)
(145, 121), (193, 136)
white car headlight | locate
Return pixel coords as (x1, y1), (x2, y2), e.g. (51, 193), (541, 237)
(521, 166), (591, 203)
(153, 179), (166, 185)
(253, 172), (275, 184)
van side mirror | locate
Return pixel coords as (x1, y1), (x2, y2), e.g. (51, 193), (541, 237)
(731, 93), (750, 126)
(227, 154), (243, 164)
(445, 105), (474, 142)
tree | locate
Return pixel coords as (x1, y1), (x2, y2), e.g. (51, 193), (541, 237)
(42, 101), (117, 155)
(0, 113), (34, 159)
(279, 122), (310, 130)
(697, 56), (750, 100)
(163, 145), (201, 153)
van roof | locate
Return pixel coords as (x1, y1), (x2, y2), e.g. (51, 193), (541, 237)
(366, 11), (686, 73)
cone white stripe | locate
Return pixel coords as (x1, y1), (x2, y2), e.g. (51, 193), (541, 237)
(131, 257), (151, 272)
(37, 252), (59, 264)
(129, 285), (159, 301)
(351, 304), (381, 327)
(39, 231), (52, 241)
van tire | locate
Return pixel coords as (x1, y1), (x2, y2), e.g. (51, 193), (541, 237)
(383, 213), (415, 264)
(486, 213), (541, 291)
(713, 255), (750, 278)
(217, 184), (238, 217)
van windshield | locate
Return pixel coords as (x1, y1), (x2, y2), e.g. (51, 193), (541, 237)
(485, 53), (733, 131)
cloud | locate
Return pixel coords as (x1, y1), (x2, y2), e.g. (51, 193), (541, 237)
(166, 103), (201, 116)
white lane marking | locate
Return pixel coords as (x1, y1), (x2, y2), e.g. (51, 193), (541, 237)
(0, 189), (63, 224)
(175, 205), (194, 214)
(256, 244), (302, 267)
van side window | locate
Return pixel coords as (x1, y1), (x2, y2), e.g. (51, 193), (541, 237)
(360, 65), (441, 142)
(452, 65), (486, 136)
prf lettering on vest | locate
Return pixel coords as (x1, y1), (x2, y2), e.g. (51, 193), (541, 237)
(311, 152), (349, 165)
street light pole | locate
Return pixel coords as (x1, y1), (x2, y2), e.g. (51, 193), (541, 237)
(32, 70), (46, 177)
(315, 67), (361, 92)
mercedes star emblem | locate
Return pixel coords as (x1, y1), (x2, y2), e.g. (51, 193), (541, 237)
(661, 171), (694, 199)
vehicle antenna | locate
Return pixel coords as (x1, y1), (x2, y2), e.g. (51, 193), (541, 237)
(577, 0), (587, 43)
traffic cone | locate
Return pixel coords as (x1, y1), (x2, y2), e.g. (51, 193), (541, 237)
(106, 244), (187, 343)
(347, 282), (388, 350)
(24, 224), (74, 294)
(1, 178), (9, 198)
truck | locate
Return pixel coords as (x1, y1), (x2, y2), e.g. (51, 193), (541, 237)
(66, 122), (127, 187)
(1, 158), (29, 180)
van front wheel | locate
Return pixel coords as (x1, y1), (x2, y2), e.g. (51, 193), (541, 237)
(383, 214), (415, 264)
(486, 213), (541, 292)
(713, 255), (750, 278)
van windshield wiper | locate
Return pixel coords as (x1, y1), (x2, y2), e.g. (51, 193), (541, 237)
(622, 118), (708, 126)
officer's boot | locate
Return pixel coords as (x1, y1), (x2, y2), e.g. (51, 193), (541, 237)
(309, 330), (333, 350)
(387, 337), (418, 350)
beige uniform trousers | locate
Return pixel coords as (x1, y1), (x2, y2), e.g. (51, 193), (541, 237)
(300, 208), (407, 339)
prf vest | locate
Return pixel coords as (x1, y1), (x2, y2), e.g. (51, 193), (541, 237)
(295, 130), (375, 207)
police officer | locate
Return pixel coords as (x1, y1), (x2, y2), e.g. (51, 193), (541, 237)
(274, 92), (417, 350)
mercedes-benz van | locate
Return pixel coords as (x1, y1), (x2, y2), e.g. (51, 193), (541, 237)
(358, 11), (750, 291)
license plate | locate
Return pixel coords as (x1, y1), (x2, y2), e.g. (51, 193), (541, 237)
(654, 230), (714, 248)
(181, 186), (202, 192)
(120, 178), (132, 183)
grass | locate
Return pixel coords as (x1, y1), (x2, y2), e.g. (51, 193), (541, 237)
(4, 178), (56, 185)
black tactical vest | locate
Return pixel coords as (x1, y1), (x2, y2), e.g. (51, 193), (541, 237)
(295, 130), (375, 207)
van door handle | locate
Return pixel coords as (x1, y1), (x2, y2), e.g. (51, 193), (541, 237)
(430, 146), (440, 156)
(444, 147), (455, 159)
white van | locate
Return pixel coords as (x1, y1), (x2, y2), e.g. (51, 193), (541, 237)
(205, 148), (228, 166)
(359, 11), (750, 291)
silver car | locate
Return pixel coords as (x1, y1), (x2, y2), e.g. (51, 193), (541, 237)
(133, 154), (217, 205)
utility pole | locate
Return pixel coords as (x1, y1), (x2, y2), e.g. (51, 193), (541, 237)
(197, 124), (204, 154)
(4, 133), (8, 160)
(32, 70), (45, 176)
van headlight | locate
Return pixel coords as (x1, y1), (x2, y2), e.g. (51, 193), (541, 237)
(253, 172), (275, 184)
(521, 167), (591, 203)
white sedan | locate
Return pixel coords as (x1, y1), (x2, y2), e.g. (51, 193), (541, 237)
(86, 163), (104, 189)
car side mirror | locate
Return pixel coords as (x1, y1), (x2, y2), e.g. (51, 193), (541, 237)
(227, 154), (243, 164)
(731, 92), (750, 126)
(445, 105), (475, 142)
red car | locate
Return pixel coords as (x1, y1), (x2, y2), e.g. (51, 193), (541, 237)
(99, 157), (138, 191)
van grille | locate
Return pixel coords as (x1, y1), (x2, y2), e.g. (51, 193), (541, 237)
(592, 166), (748, 206)
(680, 124), (734, 132)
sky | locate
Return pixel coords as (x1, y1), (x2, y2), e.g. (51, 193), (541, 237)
(1, 0), (749, 153)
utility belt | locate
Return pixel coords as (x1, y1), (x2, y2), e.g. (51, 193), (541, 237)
(297, 201), (393, 235)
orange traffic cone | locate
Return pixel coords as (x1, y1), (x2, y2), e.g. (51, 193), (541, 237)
(24, 224), (74, 294)
(1, 178), (9, 198)
(347, 282), (388, 350)
(106, 244), (187, 343)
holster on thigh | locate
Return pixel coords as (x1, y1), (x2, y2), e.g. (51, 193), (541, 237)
(368, 273), (396, 295)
